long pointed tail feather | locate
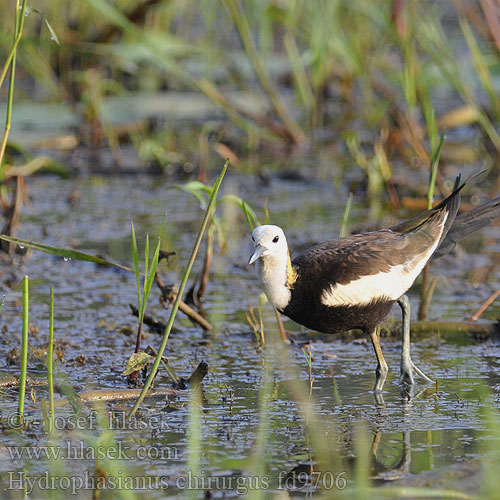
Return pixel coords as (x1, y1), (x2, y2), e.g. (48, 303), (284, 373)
(391, 175), (464, 238)
(434, 195), (500, 258)
(435, 174), (462, 249)
(392, 172), (499, 259)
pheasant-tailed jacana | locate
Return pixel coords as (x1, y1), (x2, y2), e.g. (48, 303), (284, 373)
(248, 176), (500, 392)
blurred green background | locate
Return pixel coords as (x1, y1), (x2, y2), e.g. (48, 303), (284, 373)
(0, 0), (499, 196)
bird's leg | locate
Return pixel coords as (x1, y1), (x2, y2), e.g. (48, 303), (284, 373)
(399, 295), (414, 386)
(369, 326), (388, 393)
(398, 295), (433, 386)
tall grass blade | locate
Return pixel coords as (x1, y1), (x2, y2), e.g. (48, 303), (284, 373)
(128, 159), (229, 418)
(47, 286), (55, 434)
(283, 31), (315, 113)
(83, 405), (139, 500)
(0, 0), (28, 171)
(417, 17), (500, 151)
(222, 0), (306, 144)
(144, 233), (150, 288)
(83, 0), (137, 33)
(17, 275), (29, 425)
(479, 390), (500, 499)
(129, 218), (164, 356)
(460, 17), (500, 122)
(340, 192), (353, 237)
(143, 230), (163, 318)
(186, 385), (202, 500)
(401, 40), (418, 112)
(264, 200), (270, 225)
(0, 6), (26, 91)
(427, 131), (445, 209)
(421, 84), (437, 157)
(242, 200), (257, 230)
(130, 222), (142, 313)
(353, 425), (370, 500)
(269, 329), (345, 486)
(248, 352), (272, 500)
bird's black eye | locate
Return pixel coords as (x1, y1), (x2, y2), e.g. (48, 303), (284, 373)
(273, 235), (279, 243)
(251, 236), (255, 242)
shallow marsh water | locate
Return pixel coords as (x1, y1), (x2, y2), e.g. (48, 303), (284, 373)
(0, 171), (499, 498)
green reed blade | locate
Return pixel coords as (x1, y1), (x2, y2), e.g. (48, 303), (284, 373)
(17, 275), (29, 425)
(427, 131), (445, 210)
(47, 286), (55, 434)
(128, 159), (229, 418)
(222, 0), (306, 144)
(186, 385), (202, 500)
(130, 222), (142, 313)
(144, 233), (150, 290)
(247, 352), (273, 500)
(142, 227), (163, 317)
(0, 0), (28, 171)
(340, 192), (353, 238)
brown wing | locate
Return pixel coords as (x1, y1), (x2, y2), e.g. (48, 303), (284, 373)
(292, 210), (448, 290)
(291, 230), (411, 287)
(291, 175), (462, 294)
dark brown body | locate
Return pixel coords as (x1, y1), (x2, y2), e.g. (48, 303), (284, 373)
(282, 297), (394, 334)
(281, 232), (404, 333)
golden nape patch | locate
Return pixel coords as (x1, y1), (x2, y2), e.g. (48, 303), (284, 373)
(286, 251), (298, 287)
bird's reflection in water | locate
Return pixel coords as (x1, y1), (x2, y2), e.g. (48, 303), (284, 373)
(370, 430), (412, 481)
(281, 386), (438, 491)
(369, 385), (425, 481)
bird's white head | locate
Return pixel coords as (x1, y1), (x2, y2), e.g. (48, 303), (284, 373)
(248, 225), (288, 266)
(248, 225), (295, 311)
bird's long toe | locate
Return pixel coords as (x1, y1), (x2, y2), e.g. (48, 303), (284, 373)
(410, 360), (434, 383)
(399, 359), (433, 386)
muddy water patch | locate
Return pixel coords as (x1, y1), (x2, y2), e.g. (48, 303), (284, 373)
(0, 173), (498, 496)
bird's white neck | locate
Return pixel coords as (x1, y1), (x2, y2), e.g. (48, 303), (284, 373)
(256, 252), (295, 311)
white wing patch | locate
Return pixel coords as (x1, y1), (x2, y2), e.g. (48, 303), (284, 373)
(321, 214), (447, 307)
(321, 262), (416, 306)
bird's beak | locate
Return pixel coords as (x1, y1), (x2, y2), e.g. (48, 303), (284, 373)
(248, 245), (266, 265)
